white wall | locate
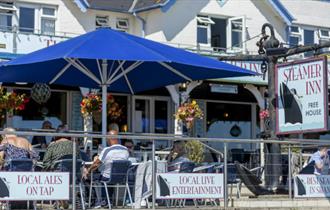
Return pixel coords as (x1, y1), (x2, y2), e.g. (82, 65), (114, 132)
(281, 0), (330, 28)
(8, 0), (330, 55)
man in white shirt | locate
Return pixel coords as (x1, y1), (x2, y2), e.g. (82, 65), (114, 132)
(84, 130), (129, 208)
(309, 146), (328, 175)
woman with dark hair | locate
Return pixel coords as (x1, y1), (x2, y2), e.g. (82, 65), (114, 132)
(43, 125), (77, 171)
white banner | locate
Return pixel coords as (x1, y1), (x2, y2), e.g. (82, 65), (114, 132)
(0, 172), (70, 200)
(156, 173), (223, 199)
(275, 57), (328, 134)
(294, 175), (330, 198)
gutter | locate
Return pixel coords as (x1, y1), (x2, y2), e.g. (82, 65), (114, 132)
(133, 12), (146, 38)
(130, 0), (146, 38)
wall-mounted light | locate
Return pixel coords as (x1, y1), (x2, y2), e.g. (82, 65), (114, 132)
(179, 82), (188, 92)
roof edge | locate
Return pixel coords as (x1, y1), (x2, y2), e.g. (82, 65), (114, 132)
(73, 0), (89, 13)
(267, 0), (295, 26)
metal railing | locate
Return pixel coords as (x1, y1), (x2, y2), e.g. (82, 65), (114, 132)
(0, 130), (330, 209)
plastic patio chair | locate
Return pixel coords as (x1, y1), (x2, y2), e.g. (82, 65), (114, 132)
(53, 158), (85, 210)
(88, 160), (132, 210)
(5, 159), (35, 210)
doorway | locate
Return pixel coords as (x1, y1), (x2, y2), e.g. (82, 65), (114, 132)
(132, 96), (172, 149)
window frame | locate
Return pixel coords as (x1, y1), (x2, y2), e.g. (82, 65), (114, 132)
(116, 18), (129, 31)
(40, 7), (56, 35)
(197, 16), (214, 25)
(196, 15), (214, 46)
(319, 29), (330, 39)
(16, 3), (57, 35)
(227, 16), (246, 53)
(95, 15), (109, 28)
(18, 6), (36, 33)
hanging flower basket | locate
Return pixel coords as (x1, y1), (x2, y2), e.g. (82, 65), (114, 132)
(175, 100), (203, 129)
(80, 93), (122, 121)
(259, 109), (270, 120)
(0, 89), (29, 111)
(80, 93), (102, 117)
(0, 88), (29, 118)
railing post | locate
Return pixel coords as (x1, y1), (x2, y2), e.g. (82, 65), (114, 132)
(224, 142), (228, 208)
(288, 144), (292, 199)
(72, 137), (77, 210)
(152, 139), (156, 210)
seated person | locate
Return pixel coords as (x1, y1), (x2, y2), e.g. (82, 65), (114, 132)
(167, 141), (190, 172)
(309, 146), (328, 175)
(83, 130), (129, 208)
(123, 139), (135, 158)
(0, 127), (37, 170)
(31, 120), (53, 149)
(42, 126), (79, 171)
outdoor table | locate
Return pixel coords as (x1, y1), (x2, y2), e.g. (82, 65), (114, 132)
(193, 164), (214, 173)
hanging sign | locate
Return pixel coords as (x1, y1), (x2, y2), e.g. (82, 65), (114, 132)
(0, 172), (70, 200)
(294, 175), (330, 198)
(156, 173), (224, 199)
(275, 57), (328, 134)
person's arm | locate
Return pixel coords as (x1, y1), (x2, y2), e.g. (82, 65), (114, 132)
(0, 150), (4, 170)
(84, 148), (105, 178)
(315, 160), (324, 170)
(87, 158), (102, 174)
(42, 146), (53, 169)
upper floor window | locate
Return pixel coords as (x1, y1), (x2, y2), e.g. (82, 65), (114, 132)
(197, 15), (214, 44)
(41, 7), (56, 35)
(289, 26), (301, 47)
(116, 18), (129, 32)
(319, 29), (330, 39)
(95, 15), (109, 28)
(197, 15), (246, 53)
(318, 29), (330, 53)
(288, 25), (330, 56)
(18, 5), (57, 35)
(19, 7), (35, 33)
(0, 2), (14, 31)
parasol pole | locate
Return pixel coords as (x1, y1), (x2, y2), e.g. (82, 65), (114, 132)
(101, 59), (108, 147)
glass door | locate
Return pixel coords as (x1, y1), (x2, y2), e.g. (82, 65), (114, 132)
(132, 96), (171, 149)
(154, 99), (171, 149)
(133, 97), (151, 133)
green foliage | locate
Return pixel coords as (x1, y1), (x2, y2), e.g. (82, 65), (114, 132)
(185, 140), (204, 163)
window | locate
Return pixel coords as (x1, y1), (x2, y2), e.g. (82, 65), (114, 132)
(197, 15), (214, 45)
(0, 2), (14, 31)
(116, 18), (129, 32)
(197, 27), (208, 44)
(41, 7), (56, 35)
(319, 29), (330, 53)
(13, 88), (67, 130)
(228, 16), (246, 52)
(304, 29), (315, 45)
(320, 29), (330, 39)
(289, 36), (299, 46)
(0, 13), (12, 31)
(197, 16), (214, 25)
(95, 15), (109, 28)
(231, 19), (243, 48)
(288, 26), (301, 46)
(304, 29), (314, 56)
(290, 26), (299, 34)
(19, 7), (35, 33)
